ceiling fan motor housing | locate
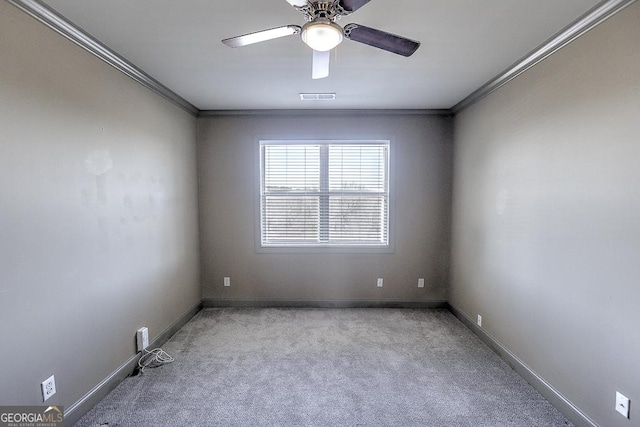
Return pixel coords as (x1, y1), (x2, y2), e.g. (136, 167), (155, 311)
(297, 1), (350, 22)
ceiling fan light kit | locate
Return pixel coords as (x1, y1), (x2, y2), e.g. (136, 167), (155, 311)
(222, 0), (420, 79)
(301, 19), (343, 51)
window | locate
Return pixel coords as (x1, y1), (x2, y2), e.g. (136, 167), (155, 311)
(259, 140), (390, 250)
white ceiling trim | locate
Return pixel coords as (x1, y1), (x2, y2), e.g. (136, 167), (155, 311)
(8, 0), (199, 116)
(9, 0), (635, 116)
(452, 0), (637, 113)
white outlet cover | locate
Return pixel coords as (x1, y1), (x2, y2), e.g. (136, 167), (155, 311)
(377, 278), (383, 287)
(616, 391), (630, 418)
(224, 277), (231, 287)
(418, 278), (425, 288)
(137, 327), (149, 351)
(41, 375), (56, 401)
(477, 314), (482, 327)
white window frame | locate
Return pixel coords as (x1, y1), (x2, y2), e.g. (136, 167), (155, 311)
(256, 139), (394, 253)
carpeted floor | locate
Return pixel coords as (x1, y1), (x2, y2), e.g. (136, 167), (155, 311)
(75, 308), (572, 426)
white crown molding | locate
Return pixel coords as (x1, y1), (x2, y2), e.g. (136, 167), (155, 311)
(8, 0), (199, 116)
(197, 109), (453, 117)
(9, 0), (635, 116)
(452, 0), (637, 113)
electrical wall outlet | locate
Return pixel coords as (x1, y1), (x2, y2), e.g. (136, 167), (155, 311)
(223, 277), (231, 287)
(477, 314), (482, 327)
(377, 278), (384, 287)
(41, 375), (56, 401)
(137, 327), (149, 352)
(418, 278), (425, 288)
(616, 391), (630, 418)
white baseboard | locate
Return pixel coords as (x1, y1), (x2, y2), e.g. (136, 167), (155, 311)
(64, 301), (202, 426)
(202, 298), (448, 309)
(447, 303), (598, 427)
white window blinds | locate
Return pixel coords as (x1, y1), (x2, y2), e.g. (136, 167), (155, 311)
(260, 141), (390, 247)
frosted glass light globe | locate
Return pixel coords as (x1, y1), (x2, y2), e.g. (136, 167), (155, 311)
(302, 21), (343, 51)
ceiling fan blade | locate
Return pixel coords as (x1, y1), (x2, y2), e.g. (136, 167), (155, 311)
(344, 23), (420, 57)
(338, 0), (371, 13)
(222, 25), (301, 48)
(312, 49), (330, 79)
(284, 0), (308, 6)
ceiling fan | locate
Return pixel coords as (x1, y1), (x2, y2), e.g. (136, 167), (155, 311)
(222, 0), (420, 79)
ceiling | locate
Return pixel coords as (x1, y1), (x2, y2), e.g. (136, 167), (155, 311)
(39, 0), (602, 111)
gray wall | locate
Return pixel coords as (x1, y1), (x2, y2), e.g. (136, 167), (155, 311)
(450, 2), (640, 426)
(198, 114), (453, 304)
(0, 1), (200, 411)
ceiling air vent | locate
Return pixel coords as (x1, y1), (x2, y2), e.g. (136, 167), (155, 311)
(299, 93), (336, 101)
